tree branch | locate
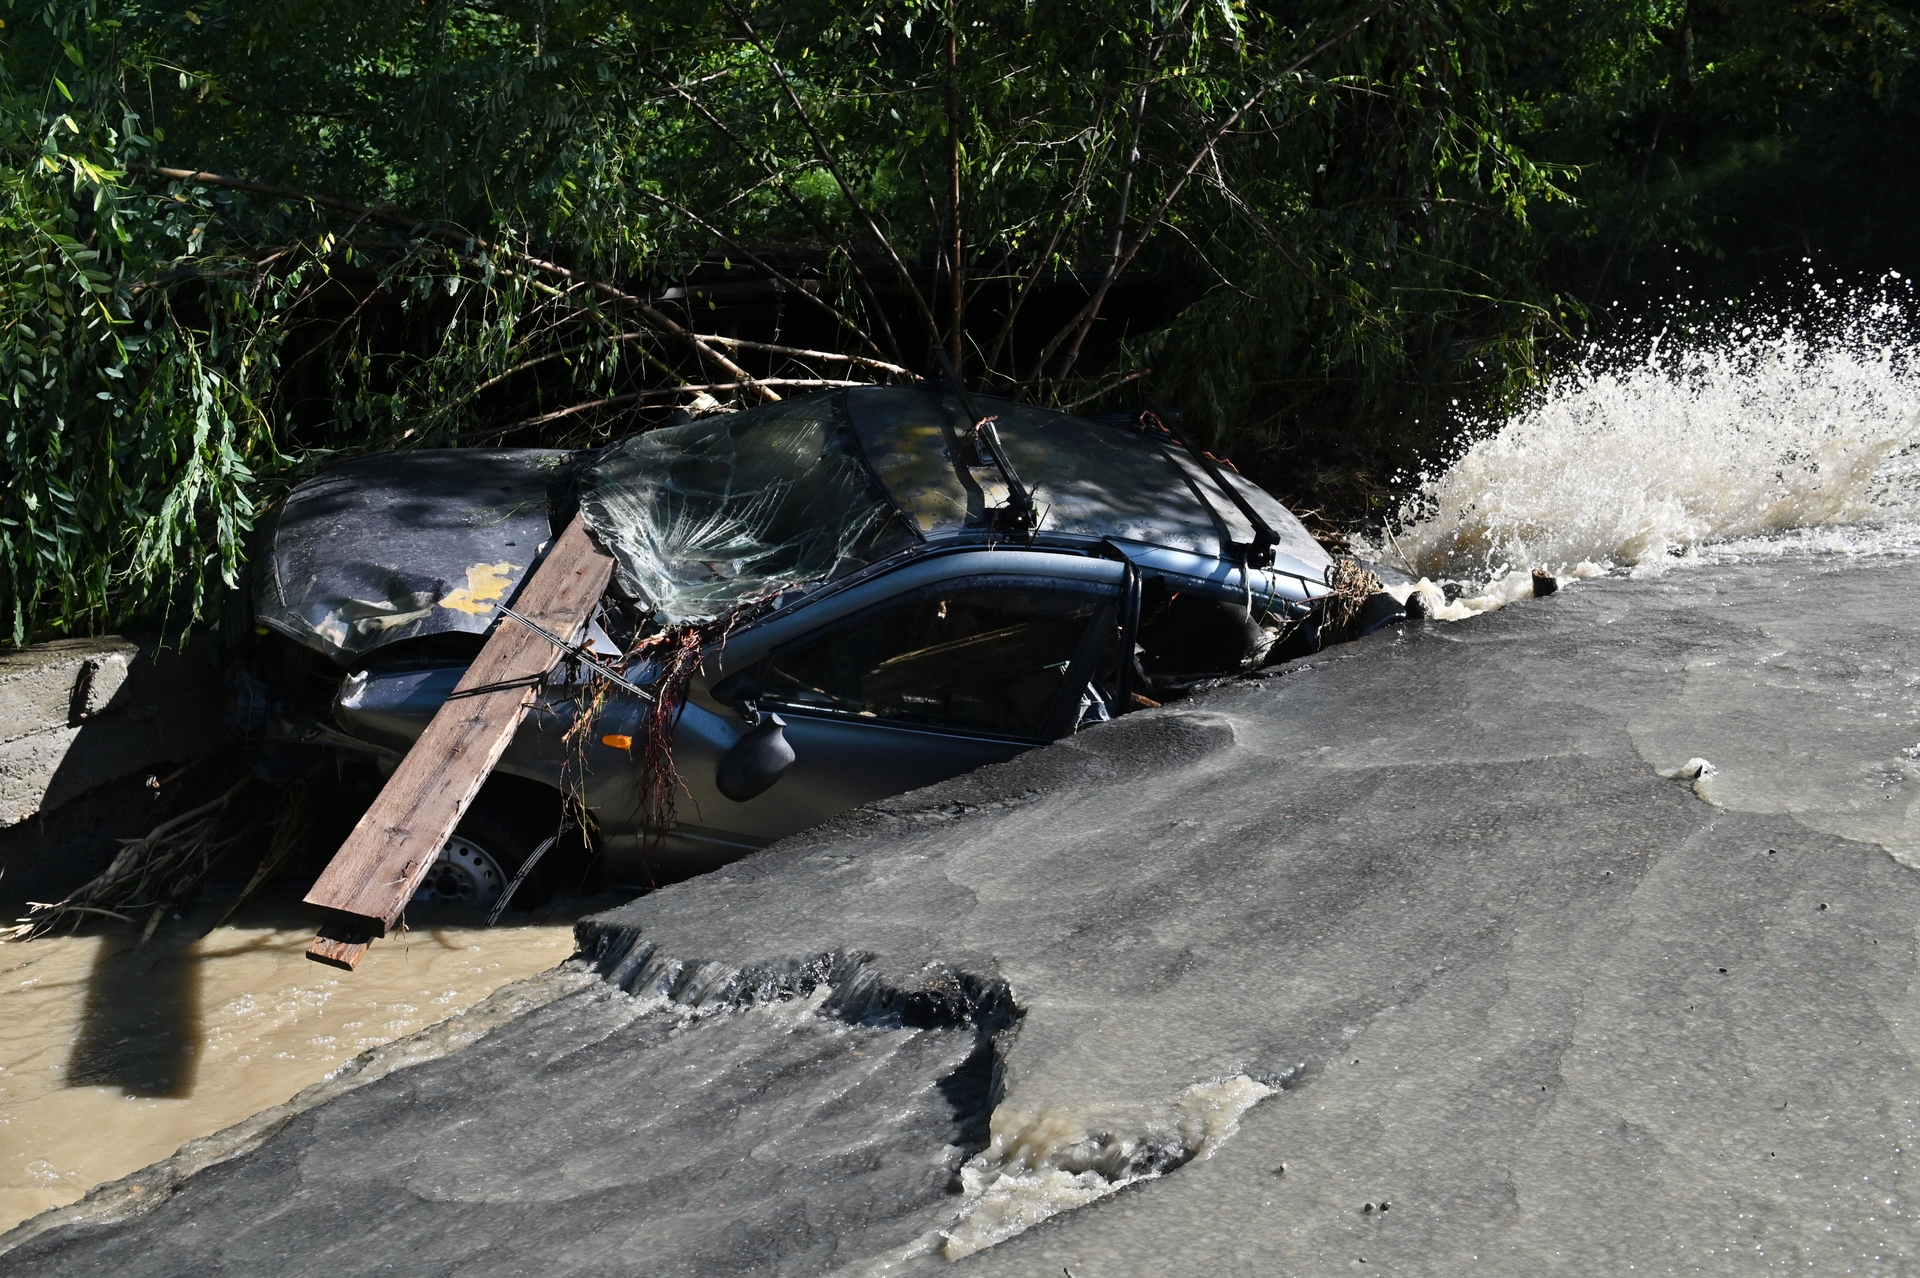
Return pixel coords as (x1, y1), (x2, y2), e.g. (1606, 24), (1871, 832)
(979, 99), (1113, 380)
(632, 186), (889, 360)
(126, 162), (779, 402)
(693, 333), (910, 375)
(1021, 0), (1390, 390)
(1022, 3), (1190, 387)
(946, 5), (965, 371)
(722, 0), (940, 343)
(478, 378), (870, 438)
(653, 70), (904, 361)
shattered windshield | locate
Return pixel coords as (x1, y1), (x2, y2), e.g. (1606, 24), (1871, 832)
(578, 394), (903, 625)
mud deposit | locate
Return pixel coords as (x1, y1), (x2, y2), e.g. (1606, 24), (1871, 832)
(0, 893), (591, 1233)
(6, 547), (1920, 1274)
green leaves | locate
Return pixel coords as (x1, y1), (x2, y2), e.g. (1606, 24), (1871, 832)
(2, 0), (1913, 642)
(0, 6), (298, 644)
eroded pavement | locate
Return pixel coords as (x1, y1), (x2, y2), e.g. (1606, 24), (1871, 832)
(7, 552), (1920, 1275)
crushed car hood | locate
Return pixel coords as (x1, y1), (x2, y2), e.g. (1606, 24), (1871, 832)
(253, 449), (567, 664)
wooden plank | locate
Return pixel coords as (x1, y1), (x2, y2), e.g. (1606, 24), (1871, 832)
(302, 514), (614, 948)
(307, 925), (373, 970)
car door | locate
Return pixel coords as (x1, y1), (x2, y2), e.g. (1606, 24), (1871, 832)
(671, 573), (1116, 850)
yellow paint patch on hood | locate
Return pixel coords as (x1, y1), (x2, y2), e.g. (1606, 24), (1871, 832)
(438, 561), (520, 614)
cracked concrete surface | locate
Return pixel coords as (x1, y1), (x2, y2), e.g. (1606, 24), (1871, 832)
(0, 634), (223, 828)
(7, 552), (1920, 1275)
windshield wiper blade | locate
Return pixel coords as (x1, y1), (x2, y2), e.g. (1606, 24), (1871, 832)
(496, 603), (657, 702)
(1135, 409), (1278, 568)
(930, 347), (1037, 532)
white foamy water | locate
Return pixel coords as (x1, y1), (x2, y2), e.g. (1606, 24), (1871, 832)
(936, 1074), (1273, 1259)
(1371, 303), (1920, 594)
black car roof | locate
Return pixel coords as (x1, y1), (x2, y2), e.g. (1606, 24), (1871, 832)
(843, 386), (1328, 568)
(257, 388), (1332, 662)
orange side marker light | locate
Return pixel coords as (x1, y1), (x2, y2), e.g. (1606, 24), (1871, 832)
(601, 734), (634, 750)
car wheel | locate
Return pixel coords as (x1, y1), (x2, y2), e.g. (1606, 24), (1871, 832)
(409, 801), (558, 912)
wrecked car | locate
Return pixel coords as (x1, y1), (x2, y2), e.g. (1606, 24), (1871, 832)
(227, 382), (1400, 904)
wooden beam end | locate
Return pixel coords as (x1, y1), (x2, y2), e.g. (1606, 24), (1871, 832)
(308, 926), (374, 971)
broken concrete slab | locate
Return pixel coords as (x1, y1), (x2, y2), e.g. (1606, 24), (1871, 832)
(7, 552), (1920, 1275)
(0, 958), (1011, 1276)
(0, 635), (224, 828)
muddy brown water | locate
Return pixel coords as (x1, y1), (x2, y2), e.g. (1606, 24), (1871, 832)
(0, 889), (605, 1232)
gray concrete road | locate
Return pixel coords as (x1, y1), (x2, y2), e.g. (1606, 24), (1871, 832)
(7, 552), (1918, 1275)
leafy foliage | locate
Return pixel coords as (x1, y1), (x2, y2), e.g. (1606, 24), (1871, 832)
(3, 0), (1917, 643)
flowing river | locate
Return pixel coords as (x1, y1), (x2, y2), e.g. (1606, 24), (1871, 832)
(0, 893), (592, 1233)
(3, 312), (1920, 1274)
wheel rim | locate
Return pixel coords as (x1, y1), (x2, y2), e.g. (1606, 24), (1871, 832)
(411, 834), (508, 906)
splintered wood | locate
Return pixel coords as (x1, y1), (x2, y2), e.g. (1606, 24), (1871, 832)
(303, 514), (613, 969)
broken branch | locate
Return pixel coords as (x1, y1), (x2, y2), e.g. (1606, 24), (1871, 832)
(478, 378), (870, 439)
(722, 1), (941, 342)
(127, 162), (778, 403)
(693, 334), (910, 375)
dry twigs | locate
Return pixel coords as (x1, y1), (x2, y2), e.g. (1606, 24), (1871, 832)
(213, 782), (312, 929)
(2, 779), (254, 943)
(1323, 557), (1385, 633)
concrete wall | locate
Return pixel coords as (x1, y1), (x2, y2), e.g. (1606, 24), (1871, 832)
(0, 636), (226, 828)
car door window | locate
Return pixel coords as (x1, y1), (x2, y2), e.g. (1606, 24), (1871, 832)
(760, 586), (1104, 738)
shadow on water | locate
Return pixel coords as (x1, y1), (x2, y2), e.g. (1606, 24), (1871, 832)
(61, 889), (320, 1100)
(936, 1033), (999, 1168)
(61, 891), (332, 1099)
(65, 929), (203, 1098)
(58, 881), (617, 1101)
(58, 777), (374, 1100)
(53, 761), (611, 1103)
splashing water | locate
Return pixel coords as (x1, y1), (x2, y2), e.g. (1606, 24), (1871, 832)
(1375, 304), (1920, 597)
(936, 1074), (1274, 1259)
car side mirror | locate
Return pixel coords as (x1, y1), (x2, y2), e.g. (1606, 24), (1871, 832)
(716, 710), (796, 802)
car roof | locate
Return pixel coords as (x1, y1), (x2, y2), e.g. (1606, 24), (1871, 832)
(257, 389), (1336, 665)
(575, 388), (1331, 628)
(843, 386), (1330, 571)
